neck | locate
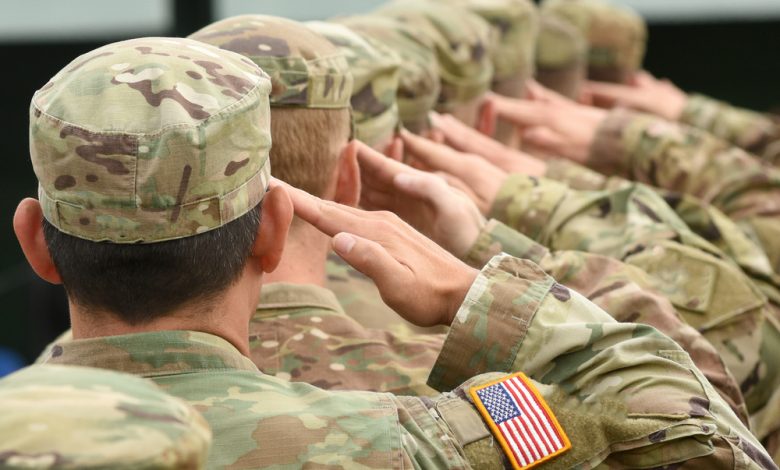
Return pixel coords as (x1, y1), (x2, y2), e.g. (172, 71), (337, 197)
(69, 269), (263, 357)
(263, 221), (330, 287)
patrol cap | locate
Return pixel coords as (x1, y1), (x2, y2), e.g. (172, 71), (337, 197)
(0, 364), (211, 469)
(30, 37), (273, 244)
(440, 0), (540, 84)
(541, 0), (647, 83)
(336, 15), (441, 132)
(535, 13), (588, 99)
(189, 15), (353, 109)
(376, 0), (495, 112)
(306, 21), (401, 148)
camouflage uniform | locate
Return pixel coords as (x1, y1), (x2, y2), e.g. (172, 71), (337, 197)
(0, 364), (211, 469)
(490, 172), (780, 454)
(376, 0), (495, 112)
(306, 21), (402, 148)
(335, 15), (441, 132)
(535, 13), (588, 100)
(680, 94), (780, 166)
(28, 35), (776, 469)
(541, 0), (646, 84)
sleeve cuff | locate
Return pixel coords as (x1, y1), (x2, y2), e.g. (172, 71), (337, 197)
(427, 254), (555, 391)
(544, 158), (609, 191)
(587, 108), (639, 177)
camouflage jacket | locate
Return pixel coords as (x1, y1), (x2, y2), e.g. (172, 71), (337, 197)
(488, 174), (779, 432)
(250, 282), (441, 396)
(587, 108), (780, 275)
(39, 254), (774, 469)
(680, 93), (780, 166)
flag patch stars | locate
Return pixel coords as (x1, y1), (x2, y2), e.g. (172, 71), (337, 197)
(470, 372), (571, 470)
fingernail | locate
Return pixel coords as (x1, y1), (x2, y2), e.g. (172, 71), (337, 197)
(333, 233), (357, 254)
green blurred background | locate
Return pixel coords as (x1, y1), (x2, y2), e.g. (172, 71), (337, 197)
(1, 0), (779, 368)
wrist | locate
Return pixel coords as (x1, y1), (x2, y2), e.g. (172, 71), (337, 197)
(443, 266), (480, 326)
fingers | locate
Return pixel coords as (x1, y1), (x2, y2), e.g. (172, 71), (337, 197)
(521, 126), (568, 157)
(582, 81), (635, 107)
(331, 232), (404, 290)
(384, 135), (404, 162)
(485, 93), (550, 129)
(399, 129), (467, 176)
(282, 181), (372, 237)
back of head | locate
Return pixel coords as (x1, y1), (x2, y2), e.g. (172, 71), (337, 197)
(535, 13), (588, 99)
(541, 0), (647, 83)
(0, 364), (211, 469)
(376, 0), (495, 114)
(32, 37), (274, 323)
(306, 21), (402, 149)
(189, 16), (354, 196)
(337, 15), (441, 134)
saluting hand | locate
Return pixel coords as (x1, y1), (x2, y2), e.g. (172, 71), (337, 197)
(278, 180), (479, 327)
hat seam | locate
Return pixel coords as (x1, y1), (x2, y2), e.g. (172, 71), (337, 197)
(30, 75), (269, 138)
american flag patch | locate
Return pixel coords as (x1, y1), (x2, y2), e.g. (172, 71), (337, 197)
(470, 372), (570, 470)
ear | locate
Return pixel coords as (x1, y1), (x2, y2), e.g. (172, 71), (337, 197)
(252, 185), (293, 273)
(332, 140), (360, 208)
(476, 99), (497, 137)
(13, 198), (62, 284)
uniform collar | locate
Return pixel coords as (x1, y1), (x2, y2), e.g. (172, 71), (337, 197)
(257, 283), (343, 315)
(41, 330), (259, 377)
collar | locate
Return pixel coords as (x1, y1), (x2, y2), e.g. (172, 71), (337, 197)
(257, 283), (343, 314)
(41, 330), (258, 377)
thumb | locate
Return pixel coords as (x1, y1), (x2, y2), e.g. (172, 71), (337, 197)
(332, 232), (402, 288)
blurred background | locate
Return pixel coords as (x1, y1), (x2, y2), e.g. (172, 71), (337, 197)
(1, 0), (779, 372)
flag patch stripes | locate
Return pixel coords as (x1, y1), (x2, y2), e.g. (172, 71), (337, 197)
(470, 372), (571, 470)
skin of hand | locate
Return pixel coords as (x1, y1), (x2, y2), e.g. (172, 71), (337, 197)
(429, 112), (548, 176)
(278, 180), (479, 327)
(583, 70), (688, 121)
(399, 129), (508, 215)
(356, 141), (486, 259)
(486, 82), (607, 164)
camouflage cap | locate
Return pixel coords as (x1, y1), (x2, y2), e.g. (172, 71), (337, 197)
(376, 0), (495, 112)
(438, 0), (540, 83)
(189, 15), (353, 109)
(541, 0), (647, 83)
(336, 15), (441, 132)
(30, 37), (272, 244)
(535, 13), (588, 99)
(306, 21), (401, 148)
(0, 364), (211, 468)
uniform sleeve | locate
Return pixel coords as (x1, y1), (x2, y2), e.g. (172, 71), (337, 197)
(587, 108), (780, 270)
(681, 93), (780, 165)
(463, 219), (549, 269)
(394, 254), (773, 469)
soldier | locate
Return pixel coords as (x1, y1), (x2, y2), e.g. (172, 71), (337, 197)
(21, 36), (775, 468)
(534, 13), (588, 100)
(0, 364), (211, 469)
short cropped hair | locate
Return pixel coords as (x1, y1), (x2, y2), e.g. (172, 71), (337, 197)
(269, 108), (352, 197)
(42, 205), (261, 325)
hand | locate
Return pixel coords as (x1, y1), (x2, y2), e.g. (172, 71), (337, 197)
(400, 129), (508, 215)
(430, 112), (547, 177)
(486, 83), (607, 164)
(583, 70), (688, 121)
(356, 141), (486, 259)
(279, 180), (479, 327)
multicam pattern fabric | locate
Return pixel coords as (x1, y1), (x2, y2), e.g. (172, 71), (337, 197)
(681, 94), (780, 165)
(30, 37), (272, 243)
(465, 218), (750, 425)
(39, 255), (775, 468)
(306, 21), (401, 147)
(0, 364), (211, 469)
(437, 0), (539, 83)
(488, 174), (780, 436)
(189, 15), (353, 109)
(541, 0), (646, 83)
(377, 0), (495, 111)
(534, 14), (588, 99)
(336, 15), (441, 131)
